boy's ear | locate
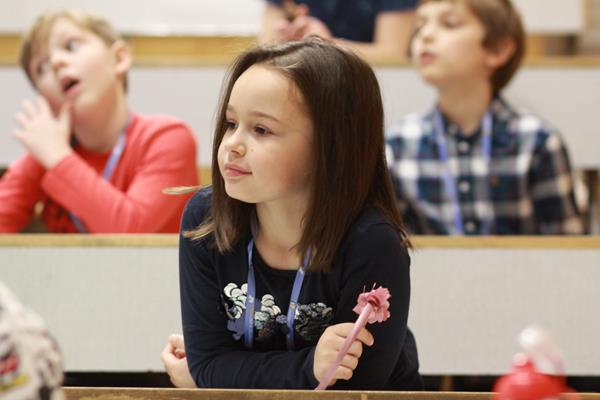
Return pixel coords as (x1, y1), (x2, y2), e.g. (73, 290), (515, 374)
(484, 38), (516, 70)
(111, 39), (132, 76)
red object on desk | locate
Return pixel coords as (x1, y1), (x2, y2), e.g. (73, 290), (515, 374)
(493, 354), (578, 400)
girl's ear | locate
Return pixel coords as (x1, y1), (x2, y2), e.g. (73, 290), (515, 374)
(484, 37), (516, 70)
(111, 39), (132, 77)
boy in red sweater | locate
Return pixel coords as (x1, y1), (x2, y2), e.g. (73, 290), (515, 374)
(0, 10), (198, 233)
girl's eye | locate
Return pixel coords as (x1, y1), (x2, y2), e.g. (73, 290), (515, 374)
(254, 126), (270, 135)
(224, 120), (237, 131)
(65, 39), (80, 52)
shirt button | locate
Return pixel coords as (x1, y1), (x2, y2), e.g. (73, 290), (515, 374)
(459, 180), (470, 193)
(448, 124), (459, 136)
(464, 221), (476, 233)
(458, 141), (470, 153)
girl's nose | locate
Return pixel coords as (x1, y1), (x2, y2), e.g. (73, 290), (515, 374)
(222, 128), (246, 157)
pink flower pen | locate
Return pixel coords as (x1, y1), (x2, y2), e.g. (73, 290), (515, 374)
(315, 286), (391, 390)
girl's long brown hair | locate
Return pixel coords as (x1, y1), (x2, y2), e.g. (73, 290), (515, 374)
(187, 38), (410, 271)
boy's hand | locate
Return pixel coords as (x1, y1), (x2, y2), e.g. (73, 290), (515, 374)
(276, 15), (332, 42)
(13, 96), (73, 170)
(313, 323), (374, 387)
(161, 334), (197, 388)
(293, 15), (332, 40)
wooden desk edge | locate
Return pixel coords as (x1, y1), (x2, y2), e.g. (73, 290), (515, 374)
(63, 387), (492, 400)
(62, 387), (600, 400)
(1, 234), (599, 248)
(3, 34), (600, 67)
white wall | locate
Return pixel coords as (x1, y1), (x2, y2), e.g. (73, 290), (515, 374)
(0, 0), (584, 35)
(1, 64), (599, 169)
(0, 0), (265, 35)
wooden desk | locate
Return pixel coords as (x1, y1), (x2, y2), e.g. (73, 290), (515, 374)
(62, 387), (600, 400)
(1, 236), (599, 375)
(63, 387), (489, 400)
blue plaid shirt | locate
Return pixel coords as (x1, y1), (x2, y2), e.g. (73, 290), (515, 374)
(386, 97), (583, 235)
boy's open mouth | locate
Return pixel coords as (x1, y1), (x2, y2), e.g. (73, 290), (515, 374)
(62, 78), (80, 94)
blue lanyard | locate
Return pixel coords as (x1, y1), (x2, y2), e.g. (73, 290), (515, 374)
(433, 108), (493, 235)
(69, 117), (130, 232)
(243, 238), (309, 351)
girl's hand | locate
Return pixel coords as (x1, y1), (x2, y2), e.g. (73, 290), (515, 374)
(313, 323), (374, 387)
(13, 96), (73, 170)
(161, 334), (197, 388)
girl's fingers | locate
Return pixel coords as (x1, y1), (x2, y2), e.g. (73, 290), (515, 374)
(339, 353), (359, 371)
(169, 334), (185, 348)
(160, 343), (175, 366)
(329, 323), (355, 336)
(334, 365), (354, 381)
(354, 327), (374, 347)
(174, 349), (186, 359)
(346, 340), (364, 358)
(324, 325), (370, 355)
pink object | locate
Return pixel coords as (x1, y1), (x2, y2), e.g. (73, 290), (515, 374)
(315, 286), (391, 390)
(352, 286), (391, 323)
(493, 354), (579, 400)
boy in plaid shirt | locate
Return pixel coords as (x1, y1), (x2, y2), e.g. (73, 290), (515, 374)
(386, 0), (583, 235)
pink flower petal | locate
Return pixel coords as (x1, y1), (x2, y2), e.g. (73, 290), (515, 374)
(352, 286), (391, 323)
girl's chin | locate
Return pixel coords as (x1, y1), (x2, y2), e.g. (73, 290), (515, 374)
(224, 186), (255, 204)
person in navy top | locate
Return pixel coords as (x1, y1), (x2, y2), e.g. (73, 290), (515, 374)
(260, 0), (417, 61)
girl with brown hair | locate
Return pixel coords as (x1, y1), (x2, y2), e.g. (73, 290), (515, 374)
(169, 38), (421, 390)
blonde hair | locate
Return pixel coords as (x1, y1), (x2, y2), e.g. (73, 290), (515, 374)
(19, 9), (128, 91)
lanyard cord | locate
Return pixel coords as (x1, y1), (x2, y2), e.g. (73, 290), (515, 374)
(433, 109), (493, 235)
(69, 115), (131, 232)
(243, 231), (310, 351)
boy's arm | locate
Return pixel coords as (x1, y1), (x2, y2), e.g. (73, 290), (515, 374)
(529, 132), (583, 234)
(259, 2), (295, 44)
(0, 155), (46, 232)
(334, 10), (415, 62)
(39, 120), (198, 233)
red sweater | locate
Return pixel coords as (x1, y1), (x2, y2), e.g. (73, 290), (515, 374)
(0, 113), (198, 233)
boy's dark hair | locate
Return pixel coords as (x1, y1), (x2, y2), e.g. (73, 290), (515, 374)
(418, 0), (525, 91)
(187, 38), (410, 272)
(19, 9), (129, 91)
